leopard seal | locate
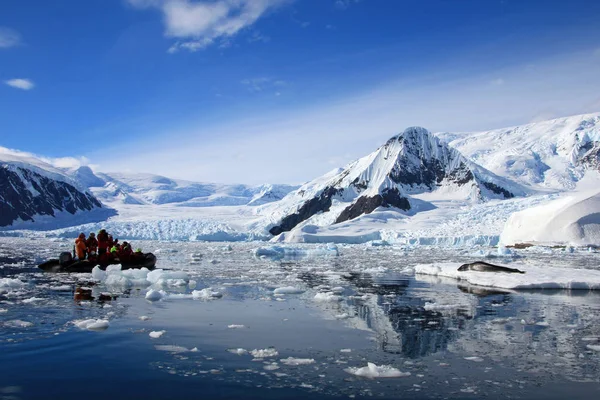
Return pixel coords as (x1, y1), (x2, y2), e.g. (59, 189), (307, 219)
(458, 261), (525, 274)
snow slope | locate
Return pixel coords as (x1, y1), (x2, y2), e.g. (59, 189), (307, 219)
(500, 174), (600, 246)
(437, 112), (600, 191)
(66, 171), (298, 208)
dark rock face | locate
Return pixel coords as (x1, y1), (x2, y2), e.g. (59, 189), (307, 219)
(481, 181), (514, 199)
(335, 188), (410, 223)
(269, 187), (343, 236)
(579, 142), (600, 170)
(0, 166), (102, 227)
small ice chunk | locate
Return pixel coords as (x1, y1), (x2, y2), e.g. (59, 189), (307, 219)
(21, 297), (44, 304)
(273, 287), (304, 295)
(587, 345), (600, 352)
(189, 280), (197, 289)
(581, 337), (599, 341)
(227, 348), (249, 355)
(251, 348), (279, 358)
(228, 324), (246, 329)
(330, 287), (344, 294)
(155, 345), (188, 353)
(335, 313), (350, 319)
(192, 288), (223, 300)
(149, 330), (166, 338)
(345, 362), (410, 378)
(464, 356), (484, 362)
(4, 320), (34, 328)
(314, 292), (342, 302)
(264, 363), (280, 371)
(280, 357), (315, 366)
(74, 319), (109, 331)
(145, 289), (165, 302)
(340, 349), (352, 353)
(139, 316), (151, 321)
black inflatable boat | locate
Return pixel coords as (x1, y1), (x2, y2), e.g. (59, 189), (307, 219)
(38, 252), (157, 273)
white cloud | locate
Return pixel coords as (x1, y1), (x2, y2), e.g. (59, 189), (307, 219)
(128, 0), (289, 52)
(241, 77), (286, 93)
(4, 78), (35, 90)
(91, 48), (600, 185)
(0, 27), (21, 48)
(335, 0), (360, 10)
(490, 78), (505, 86)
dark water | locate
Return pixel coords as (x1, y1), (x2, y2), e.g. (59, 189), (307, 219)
(1, 238), (600, 399)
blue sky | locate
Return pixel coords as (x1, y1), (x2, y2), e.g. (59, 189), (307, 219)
(1, 0), (600, 184)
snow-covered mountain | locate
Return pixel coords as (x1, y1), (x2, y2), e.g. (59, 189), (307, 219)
(437, 112), (600, 191)
(0, 148), (108, 228)
(263, 127), (526, 236)
(62, 170), (299, 208)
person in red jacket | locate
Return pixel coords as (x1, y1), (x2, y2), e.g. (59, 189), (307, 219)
(107, 234), (114, 250)
(97, 229), (109, 256)
(86, 232), (98, 258)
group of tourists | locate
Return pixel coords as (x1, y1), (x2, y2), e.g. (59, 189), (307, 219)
(74, 229), (142, 262)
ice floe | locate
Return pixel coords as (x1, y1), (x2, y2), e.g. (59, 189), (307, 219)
(192, 288), (223, 300)
(273, 286), (305, 295)
(279, 357), (315, 366)
(73, 319), (110, 331)
(250, 349), (279, 358)
(149, 330), (166, 338)
(414, 262), (600, 290)
(254, 244), (339, 260)
(344, 362), (411, 378)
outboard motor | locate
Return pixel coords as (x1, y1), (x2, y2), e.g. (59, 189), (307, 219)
(59, 251), (73, 266)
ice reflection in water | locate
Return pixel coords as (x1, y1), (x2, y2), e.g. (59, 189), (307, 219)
(1, 237), (600, 399)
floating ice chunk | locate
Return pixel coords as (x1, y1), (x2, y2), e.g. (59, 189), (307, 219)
(139, 316), (151, 321)
(21, 297), (44, 304)
(340, 349), (352, 353)
(314, 292), (342, 302)
(228, 348), (249, 355)
(74, 319), (109, 331)
(254, 244), (339, 260)
(91, 266), (107, 281)
(264, 363), (280, 371)
(149, 330), (166, 338)
(222, 244), (233, 252)
(4, 320), (34, 328)
(189, 280), (197, 289)
(49, 285), (72, 291)
(345, 363), (410, 378)
(536, 321), (549, 327)
(582, 337), (599, 341)
(0, 278), (28, 293)
(335, 313), (350, 319)
(273, 287), (304, 295)
(366, 240), (390, 247)
(147, 269), (189, 287)
(155, 345), (188, 353)
(464, 356), (484, 362)
(251, 349), (279, 358)
(228, 324), (246, 329)
(192, 288), (223, 300)
(0, 309), (7, 313)
(280, 357), (315, 366)
(587, 345), (600, 352)
(145, 289), (165, 302)
(330, 287), (344, 294)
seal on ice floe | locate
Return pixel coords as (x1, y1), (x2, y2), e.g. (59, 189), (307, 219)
(458, 261), (525, 274)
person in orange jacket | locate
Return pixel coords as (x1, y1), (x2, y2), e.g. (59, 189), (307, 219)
(75, 233), (87, 260)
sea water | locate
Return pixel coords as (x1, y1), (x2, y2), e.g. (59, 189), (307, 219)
(1, 237), (600, 399)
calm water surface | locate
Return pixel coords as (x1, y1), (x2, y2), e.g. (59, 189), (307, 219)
(1, 237), (600, 399)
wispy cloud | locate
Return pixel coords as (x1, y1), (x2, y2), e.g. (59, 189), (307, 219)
(241, 77), (287, 93)
(93, 49), (600, 185)
(128, 0), (289, 53)
(0, 27), (21, 48)
(4, 78), (35, 90)
(490, 78), (505, 86)
(334, 0), (360, 10)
